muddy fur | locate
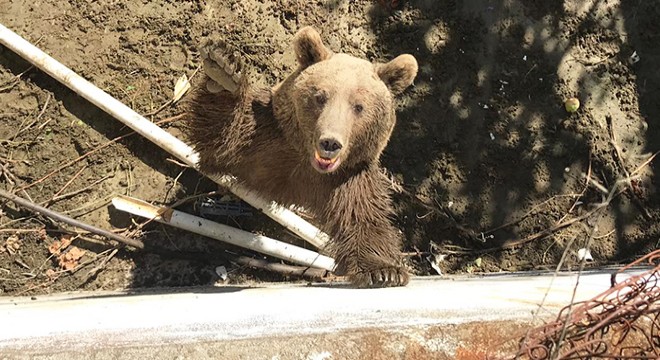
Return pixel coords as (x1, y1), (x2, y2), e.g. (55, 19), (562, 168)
(185, 27), (418, 287)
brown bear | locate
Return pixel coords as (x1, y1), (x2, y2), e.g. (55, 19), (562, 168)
(185, 27), (418, 287)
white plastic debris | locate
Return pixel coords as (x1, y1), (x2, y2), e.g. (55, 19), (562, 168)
(629, 51), (640, 65)
(476, 233), (494, 243)
(577, 248), (593, 262)
(215, 266), (228, 281)
(522, 55), (527, 61)
(489, 132), (495, 141)
(427, 254), (446, 275)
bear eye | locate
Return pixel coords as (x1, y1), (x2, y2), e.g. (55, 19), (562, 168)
(353, 104), (364, 114)
(314, 92), (327, 106)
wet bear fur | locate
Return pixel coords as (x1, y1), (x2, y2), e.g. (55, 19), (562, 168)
(185, 27), (418, 287)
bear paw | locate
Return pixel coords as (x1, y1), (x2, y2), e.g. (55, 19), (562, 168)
(199, 38), (244, 94)
(350, 267), (409, 288)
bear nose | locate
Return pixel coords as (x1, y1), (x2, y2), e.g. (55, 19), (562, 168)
(317, 137), (343, 158)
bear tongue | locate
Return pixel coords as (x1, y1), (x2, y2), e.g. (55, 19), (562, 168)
(315, 152), (337, 165)
(317, 157), (333, 166)
(314, 151), (339, 171)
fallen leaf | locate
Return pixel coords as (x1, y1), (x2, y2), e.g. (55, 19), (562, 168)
(45, 268), (57, 279)
(173, 74), (191, 103)
(5, 235), (21, 255)
(37, 228), (48, 241)
(60, 234), (73, 248)
(48, 235), (73, 255)
(64, 247), (85, 261)
(61, 260), (77, 271)
(474, 257), (483, 267)
(48, 240), (62, 255)
(57, 246), (86, 271)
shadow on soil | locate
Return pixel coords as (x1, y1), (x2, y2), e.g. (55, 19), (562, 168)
(368, 0), (660, 273)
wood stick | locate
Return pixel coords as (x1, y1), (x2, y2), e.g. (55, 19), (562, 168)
(0, 188), (144, 249)
(49, 165), (88, 202)
(234, 256), (327, 279)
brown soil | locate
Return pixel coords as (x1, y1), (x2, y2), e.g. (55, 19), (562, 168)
(1, 0), (659, 296)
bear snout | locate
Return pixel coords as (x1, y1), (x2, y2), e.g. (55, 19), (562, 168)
(317, 136), (343, 159)
(311, 135), (344, 174)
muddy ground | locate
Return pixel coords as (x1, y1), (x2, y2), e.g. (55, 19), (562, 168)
(0, 0), (659, 296)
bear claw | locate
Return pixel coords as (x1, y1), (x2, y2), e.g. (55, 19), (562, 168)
(200, 39), (244, 94)
(350, 267), (409, 288)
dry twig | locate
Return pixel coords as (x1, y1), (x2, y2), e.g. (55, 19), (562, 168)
(451, 152), (658, 256)
(606, 116), (652, 219)
(43, 173), (113, 207)
(234, 256), (327, 279)
(0, 188), (144, 249)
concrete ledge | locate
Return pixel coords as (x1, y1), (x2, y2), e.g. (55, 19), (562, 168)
(0, 270), (639, 359)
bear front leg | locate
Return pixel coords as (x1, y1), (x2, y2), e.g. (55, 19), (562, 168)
(324, 168), (409, 288)
(186, 38), (264, 175)
(334, 222), (409, 288)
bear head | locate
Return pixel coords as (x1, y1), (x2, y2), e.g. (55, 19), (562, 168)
(283, 27), (418, 175)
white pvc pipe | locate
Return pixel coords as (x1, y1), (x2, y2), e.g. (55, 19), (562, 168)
(112, 195), (336, 271)
(0, 23), (330, 249)
(209, 176), (331, 249)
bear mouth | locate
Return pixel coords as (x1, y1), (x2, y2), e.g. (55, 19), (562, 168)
(311, 151), (341, 173)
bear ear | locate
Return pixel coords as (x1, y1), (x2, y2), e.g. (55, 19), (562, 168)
(293, 27), (333, 69)
(375, 54), (418, 95)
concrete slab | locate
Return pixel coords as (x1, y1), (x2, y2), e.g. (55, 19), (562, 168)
(0, 270), (638, 359)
